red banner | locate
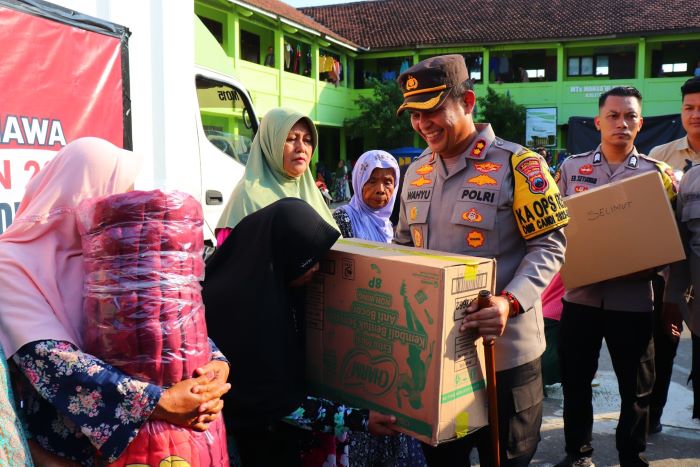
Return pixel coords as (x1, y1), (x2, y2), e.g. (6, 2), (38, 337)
(0, 4), (126, 232)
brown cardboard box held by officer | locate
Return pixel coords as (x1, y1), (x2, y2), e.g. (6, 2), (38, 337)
(560, 170), (685, 289)
(305, 238), (494, 445)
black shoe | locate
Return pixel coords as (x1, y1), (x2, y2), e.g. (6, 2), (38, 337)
(554, 455), (595, 467)
(648, 421), (662, 434)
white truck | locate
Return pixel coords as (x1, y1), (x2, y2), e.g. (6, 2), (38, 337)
(0, 0), (258, 244)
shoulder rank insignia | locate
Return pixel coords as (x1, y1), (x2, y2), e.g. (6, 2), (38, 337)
(470, 140), (487, 157)
(510, 150), (569, 240)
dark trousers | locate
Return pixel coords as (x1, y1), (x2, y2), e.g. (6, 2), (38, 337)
(230, 422), (308, 467)
(422, 358), (543, 467)
(559, 301), (654, 466)
(693, 332), (700, 419)
(649, 275), (679, 425)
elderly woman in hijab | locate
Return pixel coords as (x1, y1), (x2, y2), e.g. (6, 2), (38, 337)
(332, 150), (400, 242)
(332, 151), (427, 467)
(0, 138), (230, 465)
(203, 198), (397, 467)
(216, 107), (338, 245)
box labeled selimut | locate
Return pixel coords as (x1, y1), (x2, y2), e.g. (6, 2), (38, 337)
(560, 170), (685, 289)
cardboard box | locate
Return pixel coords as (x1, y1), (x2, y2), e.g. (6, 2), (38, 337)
(560, 171), (685, 289)
(305, 238), (495, 446)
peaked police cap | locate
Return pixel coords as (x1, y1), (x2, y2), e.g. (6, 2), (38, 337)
(396, 54), (469, 116)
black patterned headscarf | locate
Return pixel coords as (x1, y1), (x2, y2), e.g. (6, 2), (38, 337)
(202, 198), (339, 430)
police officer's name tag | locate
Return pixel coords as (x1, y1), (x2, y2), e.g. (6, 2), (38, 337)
(510, 150), (569, 240)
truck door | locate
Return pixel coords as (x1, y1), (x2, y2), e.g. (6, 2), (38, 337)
(195, 72), (258, 245)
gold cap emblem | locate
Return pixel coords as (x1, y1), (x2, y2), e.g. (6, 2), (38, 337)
(406, 75), (418, 91)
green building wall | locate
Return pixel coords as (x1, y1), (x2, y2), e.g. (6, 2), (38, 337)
(194, 0), (700, 161)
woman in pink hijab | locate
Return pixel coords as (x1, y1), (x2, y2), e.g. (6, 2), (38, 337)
(0, 138), (229, 465)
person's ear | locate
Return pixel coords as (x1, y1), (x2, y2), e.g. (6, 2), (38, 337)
(594, 115), (601, 131)
(464, 90), (476, 114)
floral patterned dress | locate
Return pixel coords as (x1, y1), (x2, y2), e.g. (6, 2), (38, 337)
(0, 347), (32, 466)
(287, 397), (369, 467)
(13, 339), (226, 466)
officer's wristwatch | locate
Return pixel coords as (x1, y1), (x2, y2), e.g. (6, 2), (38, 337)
(501, 291), (522, 318)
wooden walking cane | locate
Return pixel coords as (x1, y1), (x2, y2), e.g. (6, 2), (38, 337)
(477, 289), (500, 467)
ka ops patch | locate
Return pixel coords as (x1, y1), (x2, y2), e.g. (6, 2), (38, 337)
(510, 150), (569, 240)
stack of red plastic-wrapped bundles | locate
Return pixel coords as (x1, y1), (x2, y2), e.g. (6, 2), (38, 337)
(77, 189), (228, 467)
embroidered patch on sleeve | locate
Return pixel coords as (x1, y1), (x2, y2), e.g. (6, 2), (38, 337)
(510, 150), (569, 240)
(654, 160), (679, 202)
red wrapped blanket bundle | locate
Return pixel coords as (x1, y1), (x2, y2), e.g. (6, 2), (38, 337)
(77, 190), (228, 466)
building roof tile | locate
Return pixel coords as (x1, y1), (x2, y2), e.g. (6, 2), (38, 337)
(240, 0), (360, 48)
(300, 0), (700, 50)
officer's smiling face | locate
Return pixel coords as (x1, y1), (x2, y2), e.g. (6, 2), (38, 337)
(595, 95), (643, 149)
(409, 93), (474, 159)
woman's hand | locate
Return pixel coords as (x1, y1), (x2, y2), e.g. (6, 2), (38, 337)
(194, 360), (229, 390)
(192, 360), (230, 425)
(150, 370), (230, 431)
(368, 410), (398, 436)
(28, 439), (81, 467)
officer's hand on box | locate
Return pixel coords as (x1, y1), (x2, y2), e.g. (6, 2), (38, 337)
(368, 411), (399, 436)
(662, 302), (684, 341)
(460, 295), (510, 342)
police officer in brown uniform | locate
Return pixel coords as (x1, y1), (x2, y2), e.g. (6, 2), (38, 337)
(663, 156), (700, 424)
(648, 77), (700, 433)
(554, 86), (677, 467)
(394, 54), (568, 467)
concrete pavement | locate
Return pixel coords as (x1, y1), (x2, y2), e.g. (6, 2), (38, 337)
(470, 328), (700, 466)
(329, 201), (700, 466)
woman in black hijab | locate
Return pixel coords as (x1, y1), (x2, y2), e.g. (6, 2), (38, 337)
(203, 198), (396, 466)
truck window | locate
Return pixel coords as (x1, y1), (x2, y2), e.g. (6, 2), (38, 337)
(196, 76), (256, 166)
